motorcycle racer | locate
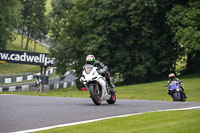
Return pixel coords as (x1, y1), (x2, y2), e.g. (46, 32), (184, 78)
(84, 55), (115, 92)
(168, 73), (187, 98)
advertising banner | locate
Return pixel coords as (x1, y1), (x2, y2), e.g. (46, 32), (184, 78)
(0, 50), (55, 66)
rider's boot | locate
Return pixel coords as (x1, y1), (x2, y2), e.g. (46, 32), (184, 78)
(108, 81), (116, 93)
(181, 87), (187, 98)
(183, 92), (187, 98)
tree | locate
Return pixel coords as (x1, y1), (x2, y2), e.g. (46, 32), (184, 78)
(50, 0), (177, 86)
(0, 0), (22, 49)
(49, 0), (75, 76)
(20, 0), (48, 51)
(31, 0), (49, 52)
(167, 0), (200, 73)
(20, 0), (34, 50)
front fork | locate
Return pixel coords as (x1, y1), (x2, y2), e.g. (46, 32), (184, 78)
(84, 79), (110, 100)
(84, 81), (101, 95)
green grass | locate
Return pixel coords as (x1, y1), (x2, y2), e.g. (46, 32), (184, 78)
(115, 73), (200, 102)
(0, 63), (41, 74)
(7, 34), (49, 53)
(3, 73), (200, 102)
(35, 109), (200, 133)
(0, 34), (48, 74)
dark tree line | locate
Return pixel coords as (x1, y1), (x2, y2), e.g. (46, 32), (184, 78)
(166, 0), (200, 73)
(49, 0), (200, 87)
(0, 0), (199, 86)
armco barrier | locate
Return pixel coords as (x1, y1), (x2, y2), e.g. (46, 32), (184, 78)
(0, 85), (29, 92)
(0, 67), (56, 84)
(0, 81), (75, 92)
(49, 81), (75, 90)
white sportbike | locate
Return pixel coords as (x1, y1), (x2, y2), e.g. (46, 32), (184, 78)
(80, 64), (116, 105)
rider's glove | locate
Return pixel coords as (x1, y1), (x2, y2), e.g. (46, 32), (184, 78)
(80, 77), (83, 82)
(99, 69), (106, 74)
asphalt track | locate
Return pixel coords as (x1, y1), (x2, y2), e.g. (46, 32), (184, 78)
(0, 95), (200, 133)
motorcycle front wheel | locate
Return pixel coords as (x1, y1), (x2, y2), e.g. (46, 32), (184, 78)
(89, 84), (102, 105)
(172, 92), (178, 101)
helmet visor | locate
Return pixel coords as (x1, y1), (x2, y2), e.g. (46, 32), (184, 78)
(169, 76), (174, 80)
(87, 61), (94, 65)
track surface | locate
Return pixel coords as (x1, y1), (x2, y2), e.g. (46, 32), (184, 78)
(0, 95), (200, 133)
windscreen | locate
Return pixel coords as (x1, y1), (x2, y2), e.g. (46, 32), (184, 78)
(170, 81), (177, 86)
(84, 64), (93, 74)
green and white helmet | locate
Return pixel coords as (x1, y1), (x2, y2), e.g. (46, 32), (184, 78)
(86, 55), (95, 63)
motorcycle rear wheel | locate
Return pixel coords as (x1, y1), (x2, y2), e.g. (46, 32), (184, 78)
(106, 92), (116, 104)
(89, 84), (101, 105)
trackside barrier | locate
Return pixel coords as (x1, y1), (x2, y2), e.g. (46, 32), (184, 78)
(0, 81), (75, 92)
(0, 67), (56, 84)
(0, 85), (26, 92)
(49, 82), (75, 90)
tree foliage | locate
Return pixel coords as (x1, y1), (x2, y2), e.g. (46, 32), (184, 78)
(167, 0), (200, 73)
(0, 0), (22, 49)
(50, 0), (180, 86)
(20, 0), (48, 50)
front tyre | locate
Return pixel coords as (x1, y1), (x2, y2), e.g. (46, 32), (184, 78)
(106, 92), (116, 104)
(172, 92), (178, 101)
(89, 84), (101, 105)
(177, 92), (182, 101)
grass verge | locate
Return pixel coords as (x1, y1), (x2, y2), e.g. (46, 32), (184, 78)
(4, 73), (200, 102)
(35, 109), (200, 133)
(115, 73), (200, 102)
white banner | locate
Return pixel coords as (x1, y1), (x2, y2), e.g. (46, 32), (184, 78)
(54, 84), (59, 89)
(63, 83), (67, 88)
(27, 75), (33, 80)
(22, 85), (29, 91)
(9, 86), (16, 92)
(16, 77), (23, 82)
(5, 78), (11, 83)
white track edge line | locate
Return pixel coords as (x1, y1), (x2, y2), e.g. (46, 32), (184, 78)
(12, 106), (200, 133)
(0, 94), (17, 95)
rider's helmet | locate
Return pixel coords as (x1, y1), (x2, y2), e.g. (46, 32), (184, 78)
(86, 55), (95, 65)
(169, 73), (175, 80)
